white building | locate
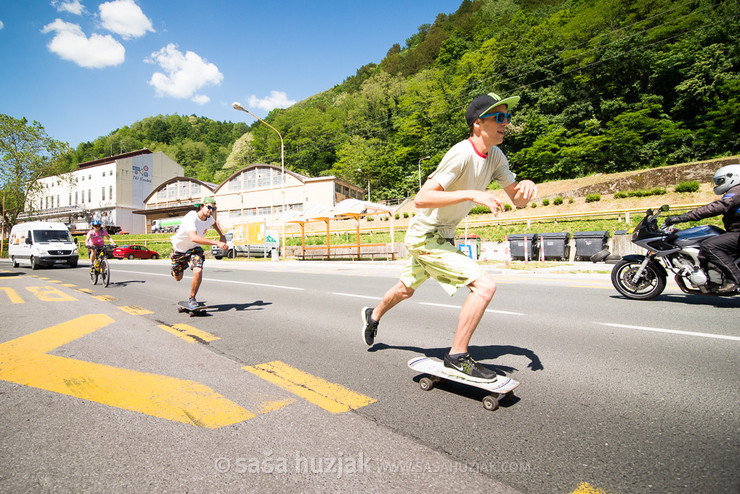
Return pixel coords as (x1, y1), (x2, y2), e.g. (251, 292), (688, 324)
(28, 149), (183, 234)
(138, 164), (366, 232)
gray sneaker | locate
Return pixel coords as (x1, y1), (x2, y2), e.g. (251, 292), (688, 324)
(361, 307), (378, 346)
(187, 298), (200, 310)
(443, 353), (497, 382)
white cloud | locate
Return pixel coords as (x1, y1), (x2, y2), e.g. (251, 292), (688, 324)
(41, 19), (125, 68)
(0, 20), (4, 30)
(51, 0), (86, 15)
(99, 0), (153, 39)
(247, 91), (297, 112)
(146, 44), (223, 104)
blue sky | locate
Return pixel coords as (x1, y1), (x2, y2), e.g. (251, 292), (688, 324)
(1, 0), (461, 149)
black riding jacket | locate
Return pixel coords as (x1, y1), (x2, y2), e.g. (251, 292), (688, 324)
(676, 184), (740, 232)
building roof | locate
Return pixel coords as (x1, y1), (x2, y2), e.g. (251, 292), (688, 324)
(77, 148), (153, 170)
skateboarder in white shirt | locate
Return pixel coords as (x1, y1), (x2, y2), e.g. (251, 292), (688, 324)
(170, 196), (228, 309)
(362, 92), (538, 382)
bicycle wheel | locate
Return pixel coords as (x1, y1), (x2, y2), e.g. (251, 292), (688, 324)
(101, 258), (110, 287)
(90, 263), (99, 285)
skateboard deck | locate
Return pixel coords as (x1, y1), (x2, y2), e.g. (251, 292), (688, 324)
(177, 301), (208, 316)
(408, 356), (519, 411)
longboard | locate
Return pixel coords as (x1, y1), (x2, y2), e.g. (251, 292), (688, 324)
(177, 301), (208, 316)
(407, 356), (519, 411)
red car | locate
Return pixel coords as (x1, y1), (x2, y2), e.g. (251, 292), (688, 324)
(113, 244), (160, 260)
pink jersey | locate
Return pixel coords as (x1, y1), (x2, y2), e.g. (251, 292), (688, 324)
(86, 228), (110, 247)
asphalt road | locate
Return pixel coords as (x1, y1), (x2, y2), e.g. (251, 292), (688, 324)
(1, 258), (738, 493)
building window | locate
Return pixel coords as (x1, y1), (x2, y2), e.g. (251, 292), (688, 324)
(180, 182), (188, 197)
(245, 169), (256, 190)
(88, 189), (91, 203)
(109, 186), (113, 201)
(230, 175), (242, 192)
(158, 188), (166, 201)
(102, 187), (105, 201)
(258, 168), (271, 188)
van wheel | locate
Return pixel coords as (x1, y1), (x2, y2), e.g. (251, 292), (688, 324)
(11, 256), (18, 268)
(69, 260), (77, 268)
(227, 249), (236, 259)
(30, 256), (38, 270)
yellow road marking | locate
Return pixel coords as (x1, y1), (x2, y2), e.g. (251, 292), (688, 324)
(26, 286), (77, 302)
(92, 295), (116, 302)
(119, 305), (153, 315)
(243, 360), (376, 413)
(256, 398), (296, 414)
(77, 288), (93, 294)
(158, 324), (220, 343)
(0, 315), (255, 428)
(571, 482), (615, 494)
(62, 284), (76, 288)
(0, 287), (24, 304)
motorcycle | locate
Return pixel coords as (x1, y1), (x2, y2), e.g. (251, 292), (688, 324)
(599, 205), (739, 300)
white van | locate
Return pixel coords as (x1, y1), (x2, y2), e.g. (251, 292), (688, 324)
(8, 221), (79, 269)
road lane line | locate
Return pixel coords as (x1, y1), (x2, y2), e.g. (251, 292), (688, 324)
(332, 292), (383, 300)
(117, 270), (304, 291)
(158, 323), (220, 343)
(0, 287), (24, 304)
(118, 305), (154, 315)
(597, 322), (740, 341)
(243, 360), (376, 413)
(418, 302), (525, 316)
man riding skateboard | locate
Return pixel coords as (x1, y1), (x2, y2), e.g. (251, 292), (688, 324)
(170, 196), (228, 309)
(362, 92), (538, 382)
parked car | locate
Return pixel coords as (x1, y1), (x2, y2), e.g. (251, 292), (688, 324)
(113, 244), (160, 260)
(211, 229), (280, 259)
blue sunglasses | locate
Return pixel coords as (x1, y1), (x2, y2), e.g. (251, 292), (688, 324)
(480, 112), (512, 123)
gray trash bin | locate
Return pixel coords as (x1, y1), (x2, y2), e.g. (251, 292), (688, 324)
(573, 231), (609, 261)
(508, 233), (538, 261)
(538, 232), (570, 261)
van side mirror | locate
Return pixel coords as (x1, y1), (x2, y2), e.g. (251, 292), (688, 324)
(25, 237), (32, 245)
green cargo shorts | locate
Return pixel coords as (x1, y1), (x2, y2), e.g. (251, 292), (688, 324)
(400, 230), (483, 296)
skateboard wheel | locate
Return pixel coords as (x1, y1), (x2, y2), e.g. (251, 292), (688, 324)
(501, 391), (515, 403)
(419, 377), (434, 391)
(482, 395), (499, 411)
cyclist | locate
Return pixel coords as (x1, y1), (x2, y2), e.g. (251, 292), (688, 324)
(85, 220), (115, 270)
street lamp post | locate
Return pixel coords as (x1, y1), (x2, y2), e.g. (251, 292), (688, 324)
(418, 155), (431, 190)
(232, 102), (286, 259)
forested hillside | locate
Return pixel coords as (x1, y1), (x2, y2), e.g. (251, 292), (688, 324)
(67, 0), (739, 200)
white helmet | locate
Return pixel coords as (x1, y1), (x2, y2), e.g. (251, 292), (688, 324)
(712, 164), (740, 195)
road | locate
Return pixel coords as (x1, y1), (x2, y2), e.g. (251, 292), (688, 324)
(0, 258), (738, 493)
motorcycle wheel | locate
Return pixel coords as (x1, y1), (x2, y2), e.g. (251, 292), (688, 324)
(611, 259), (666, 300)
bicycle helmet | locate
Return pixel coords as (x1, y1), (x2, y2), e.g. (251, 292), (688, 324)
(92, 219), (102, 226)
(712, 164), (740, 195)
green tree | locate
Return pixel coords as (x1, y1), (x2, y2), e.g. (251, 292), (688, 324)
(0, 115), (72, 231)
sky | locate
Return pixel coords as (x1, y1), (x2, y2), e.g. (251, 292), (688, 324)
(0, 0), (462, 149)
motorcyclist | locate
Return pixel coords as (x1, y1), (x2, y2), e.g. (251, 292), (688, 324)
(665, 164), (740, 291)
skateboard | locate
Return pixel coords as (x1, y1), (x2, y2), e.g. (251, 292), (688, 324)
(177, 301), (208, 316)
(407, 356), (519, 411)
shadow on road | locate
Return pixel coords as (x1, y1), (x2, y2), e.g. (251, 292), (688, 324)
(368, 343), (544, 374)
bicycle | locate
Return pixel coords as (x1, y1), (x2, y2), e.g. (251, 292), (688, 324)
(89, 246), (112, 287)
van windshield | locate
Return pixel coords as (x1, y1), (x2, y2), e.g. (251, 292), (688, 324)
(33, 230), (72, 243)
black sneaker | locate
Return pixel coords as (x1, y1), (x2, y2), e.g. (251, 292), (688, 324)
(361, 307), (378, 346)
(443, 353), (497, 382)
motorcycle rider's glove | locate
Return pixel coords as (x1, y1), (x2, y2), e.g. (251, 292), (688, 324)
(664, 215), (682, 225)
